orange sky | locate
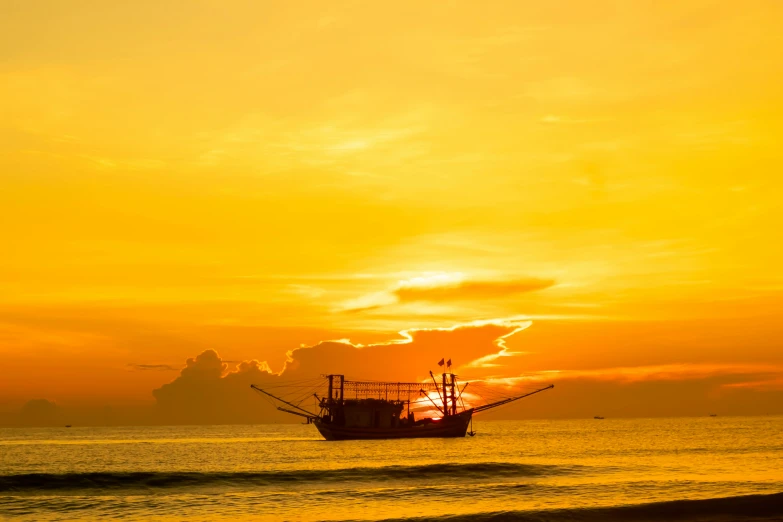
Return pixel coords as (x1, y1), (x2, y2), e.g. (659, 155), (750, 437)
(2, 1), (782, 424)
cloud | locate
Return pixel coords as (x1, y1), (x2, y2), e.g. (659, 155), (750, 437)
(9, 316), (781, 426)
(721, 378), (783, 392)
(464, 362), (783, 420)
(396, 279), (555, 302)
(152, 350), (282, 425)
(19, 399), (63, 427)
(340, 291), (398, 313)
(340, 273), (555, 312)
(128, 363), (179, 371)
(478, 374), (783, 420)
(150, 338), (783, 424)
(501, 363), (783, 385)
(149, 319), (537, 424)
(279, 318), (534, 382)
(153, 319), (783, 424)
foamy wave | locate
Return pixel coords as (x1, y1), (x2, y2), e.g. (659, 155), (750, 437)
(0, 462), (577, 492)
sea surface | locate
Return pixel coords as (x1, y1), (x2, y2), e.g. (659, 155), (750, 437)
(1, 416), (782, 521)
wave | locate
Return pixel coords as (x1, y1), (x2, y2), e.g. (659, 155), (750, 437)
(0, 462), (573, 492)
(366, 492), (783, 522)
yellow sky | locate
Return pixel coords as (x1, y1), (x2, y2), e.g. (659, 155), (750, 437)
(1, 1), (782, 421)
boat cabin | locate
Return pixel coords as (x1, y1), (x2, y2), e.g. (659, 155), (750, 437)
(342, 399), (405, 428)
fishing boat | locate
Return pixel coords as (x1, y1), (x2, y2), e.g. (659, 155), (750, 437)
(251, 362), (554, 441)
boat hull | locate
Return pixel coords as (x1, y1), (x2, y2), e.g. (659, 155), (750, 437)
(314, 410), (473, 441)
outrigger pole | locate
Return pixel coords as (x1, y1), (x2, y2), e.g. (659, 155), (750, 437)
(250, 384), (318, 420)
(472, 384), (554, 413)
(419, 388), (445, 415)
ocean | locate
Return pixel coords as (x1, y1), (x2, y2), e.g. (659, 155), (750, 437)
(1, 416), (781, 521)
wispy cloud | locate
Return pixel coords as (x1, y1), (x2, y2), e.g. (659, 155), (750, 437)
(339, 273), (555, 312)
(721, 378), (783, 392)
(128, 363), (179, 372)
(517, 363), (783, 384)
(397, 279), (555, 302)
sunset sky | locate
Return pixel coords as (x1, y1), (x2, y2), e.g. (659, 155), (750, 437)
(2, 1), (782, 425)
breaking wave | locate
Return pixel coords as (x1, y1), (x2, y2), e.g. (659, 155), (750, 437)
(367, 492), (783, 522)
(0, 462), (575, 492)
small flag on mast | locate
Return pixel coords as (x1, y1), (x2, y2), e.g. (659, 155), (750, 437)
(437, 358), (445, 366)
(447, 359), (452, 367)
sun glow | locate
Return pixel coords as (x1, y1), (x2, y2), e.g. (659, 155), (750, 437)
(397, 272), (466, 290)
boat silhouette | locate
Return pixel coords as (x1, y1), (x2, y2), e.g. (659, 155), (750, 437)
(252, 364), (553, 440)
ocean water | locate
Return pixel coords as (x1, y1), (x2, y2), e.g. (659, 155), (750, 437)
(1, 416), (782, 521)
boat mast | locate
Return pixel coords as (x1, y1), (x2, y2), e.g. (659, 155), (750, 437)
(442, 372), (448, 416)
(325, 374), (345, 422)
(429, 371), (446, 415)
(450, 373), (457, 415)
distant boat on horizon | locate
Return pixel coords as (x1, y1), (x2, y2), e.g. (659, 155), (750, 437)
(709, 414), (718, 417)
(64, 425), (72, 428)
(594, 416), (605, 420)
(252, 367), (554, 441)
